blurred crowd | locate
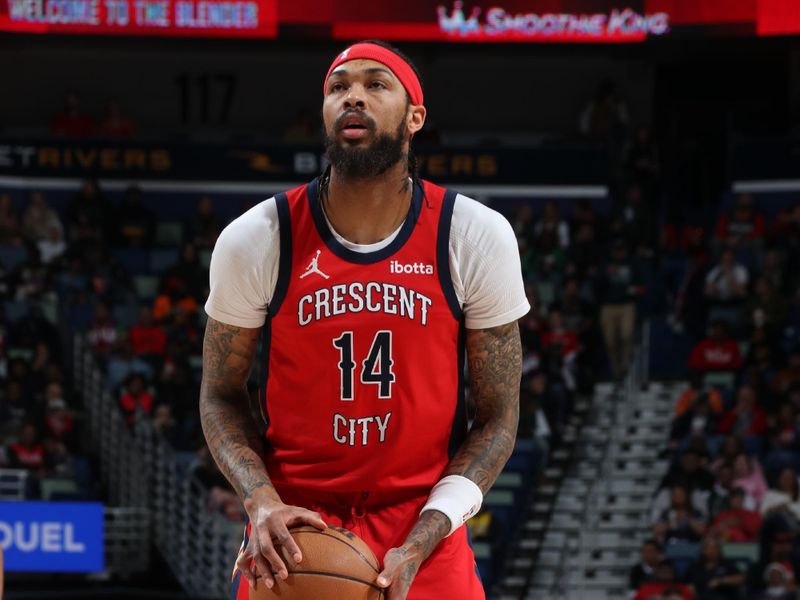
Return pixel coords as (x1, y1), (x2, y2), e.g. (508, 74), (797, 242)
(624, 195), (800, 599)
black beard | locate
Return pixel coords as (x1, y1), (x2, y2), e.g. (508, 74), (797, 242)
(324, 117), (407, 180)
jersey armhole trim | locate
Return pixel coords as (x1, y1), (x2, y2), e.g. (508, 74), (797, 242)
(269, 192), (293, 316)
(437, 189), (463, 321)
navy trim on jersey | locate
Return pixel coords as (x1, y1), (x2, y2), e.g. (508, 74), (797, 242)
(270, 192), (293, 315)
(447, 320), (468, 459)
(437, 189), (463, 320)
(256, 322), (271, 437)
(306, 177), (424, 265)
(230, 570), (241, 600)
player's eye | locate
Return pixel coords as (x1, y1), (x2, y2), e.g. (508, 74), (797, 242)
(369, 80), (387, 90)
(329, 82), (346, 93)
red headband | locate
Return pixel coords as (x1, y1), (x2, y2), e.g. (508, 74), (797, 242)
(323, 43), (424, 106)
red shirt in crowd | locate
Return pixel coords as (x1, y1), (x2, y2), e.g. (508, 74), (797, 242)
(51, 113), (94, 138)
(119, 390), (154, 425)
(129, 324), (167, 356)
(710, 507), (762, 542)
(718, 405), (767, 436)
(8, 442), (45, 470)
(714, 212), (765, 240)
(634, 582), (694, 600)
(540, 328), (579, 358)
(688, 338), (743, 371)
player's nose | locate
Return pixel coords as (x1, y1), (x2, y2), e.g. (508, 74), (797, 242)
(343, 83), (366, 110)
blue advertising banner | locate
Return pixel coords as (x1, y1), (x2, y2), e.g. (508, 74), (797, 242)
(0, 501), (104, 572)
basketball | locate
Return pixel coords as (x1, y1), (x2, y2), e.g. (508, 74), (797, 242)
(249, 526), (384, 599)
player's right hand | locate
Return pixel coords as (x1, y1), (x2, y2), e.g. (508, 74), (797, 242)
(238, 490), (327, 590)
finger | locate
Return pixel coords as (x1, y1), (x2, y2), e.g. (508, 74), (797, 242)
(272, 520), (303, 564)
(252, 550), (274, 589)
(287, 508), (327, 531)
(376, 566), (395, 589)
(259, 533), (289, 580)
(235, 552), (254, 589)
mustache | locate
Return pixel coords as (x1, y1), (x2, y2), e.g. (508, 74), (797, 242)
(334, 111), (377, 132)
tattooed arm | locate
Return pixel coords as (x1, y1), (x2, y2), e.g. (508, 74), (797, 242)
(200, 317), (326, 590)
(377, 321), (522, 599)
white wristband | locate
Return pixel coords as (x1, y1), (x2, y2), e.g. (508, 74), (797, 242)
(420, 475), (484, 537)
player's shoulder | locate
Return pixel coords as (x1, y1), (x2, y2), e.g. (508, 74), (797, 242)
(214, 196), (280, 256)
(448, 191), (516, 244)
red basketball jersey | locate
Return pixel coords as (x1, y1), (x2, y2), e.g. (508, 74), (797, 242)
(259, 178), (466, 499)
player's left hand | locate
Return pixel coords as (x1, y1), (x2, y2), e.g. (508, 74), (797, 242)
(376, 545), (423, 600)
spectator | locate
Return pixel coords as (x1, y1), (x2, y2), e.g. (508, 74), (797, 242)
(152, 403), (189, 450)
(674, 372), (724, 418)
(128, 306), (167, 362)
(624, 124), (660, 200)
(687, 535), (745, 600)
(190, 197), (221, 248)
(43, 437), (75, 479)
(22, 191), (63, 243)
(669, 391), (721, 445)
(66, 179), (113, 244)
(688, 320), (743, 372)
(767, 403), (800, 455)
(190, 445), (244, 521)
(86, 301), (120, 361)
(773, 349), (800, 397)
(629, 538), (664, 591)
(732, 453), (768, 506)
(115, 185), (154, 247)
(709, 487), (762, 542)
(107, 341), (154, 390)
(43, 383), (75, 447)
(756, 562), (796, 600)
(718, 386), (767, 437)
(96, 98), (136, 139)
(579, 78), (630, 142)
(152, 279), (199, 324)
(655, 450), (715, 521)
(744, 277), (788, 335)
(118, 373), (155, 426)
(50, 91), (94, 138)
(714, 193), (765, 245)
(163, 242), (207, 301)
(6, 422), (45, 472)
(704, 248), (749, 306)
(597, 239), (643, 380)
(610, 183), (657, 254)
(0, 194), (22, 245)
(761, 467), (800, 523)
(652, 485), (708, 544)
(36, 221), (67, 265)
(633, 562), (695, 600)
(533, 201), (569, 249)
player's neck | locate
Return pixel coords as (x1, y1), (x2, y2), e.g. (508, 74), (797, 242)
(324, 162), (412, 245)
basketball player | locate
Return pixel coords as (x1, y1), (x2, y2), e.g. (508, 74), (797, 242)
(201, 41), (529, 600)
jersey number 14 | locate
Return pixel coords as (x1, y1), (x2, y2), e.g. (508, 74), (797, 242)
(332, 331), (395, 400)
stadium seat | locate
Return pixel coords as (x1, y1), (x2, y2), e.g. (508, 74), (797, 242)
(3, 299), (28, 322)
(199, 249), (212, 269)
(149, 248), (179, 273)
(155, 222), (184, 246)
(133, 275), (160, 299)
(0, 245), (28, 271)
(114, 248), (149, 275)
(703, 371), (736, 390)
(113, 304), (140, 328)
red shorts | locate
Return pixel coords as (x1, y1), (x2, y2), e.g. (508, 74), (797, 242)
(231, 486), (485, 600)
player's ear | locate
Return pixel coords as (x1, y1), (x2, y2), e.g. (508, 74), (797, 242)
(407, 104), (426, 136)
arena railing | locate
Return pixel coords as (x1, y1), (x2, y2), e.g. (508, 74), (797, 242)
(74, 335), (240, 599)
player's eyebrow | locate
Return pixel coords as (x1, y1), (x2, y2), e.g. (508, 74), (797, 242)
(330, 67), (396, 80)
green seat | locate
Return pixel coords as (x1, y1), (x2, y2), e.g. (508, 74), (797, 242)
(155, 222), (184, 246)
(484, 489), (514, 506)
(199, 249), (212, 269)
(723, 543), (759, 563)
(472, 541), (491, 559)
(703, 371), (736, 390)
(40, 478), (79, 500)
(495, 472), (522, 488)
(133, 276), (160, 300)
(536, 282), (555, 306)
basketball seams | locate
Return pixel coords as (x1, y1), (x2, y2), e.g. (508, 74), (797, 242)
(290, 526), (380, 574)
(285, 570), (385, 593)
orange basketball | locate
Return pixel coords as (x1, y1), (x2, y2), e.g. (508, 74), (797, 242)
(249, 525), (384, 599)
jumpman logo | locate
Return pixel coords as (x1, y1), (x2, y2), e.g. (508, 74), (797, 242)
(300, 249), (330, 280)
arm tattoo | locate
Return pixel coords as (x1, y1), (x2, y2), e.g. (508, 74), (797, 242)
(397, 510), (451, 570)
(445, 321), (521, 492)
(200, 318), (277, 501)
